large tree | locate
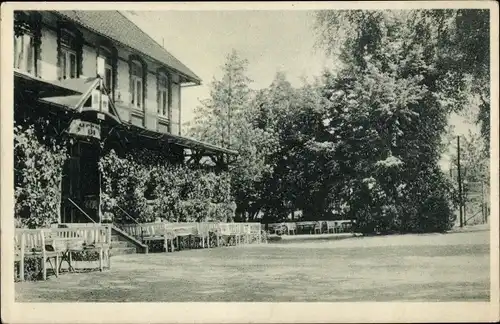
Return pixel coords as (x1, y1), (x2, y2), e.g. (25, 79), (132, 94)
(313, 10), (468, 232)
(187, 50), (276, 220)
(253, 72), (332, 221)
(316, 9), (490, 150)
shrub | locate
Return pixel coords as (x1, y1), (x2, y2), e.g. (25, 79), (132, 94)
(98, 148), (236, 223)
(14, 256), (43, 282)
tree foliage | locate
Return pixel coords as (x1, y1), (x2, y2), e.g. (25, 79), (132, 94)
(187, 50), (277, 221)
(310, 9), (477, 232)
(186, 9), (488, 233)
(315, 9), (490, 150)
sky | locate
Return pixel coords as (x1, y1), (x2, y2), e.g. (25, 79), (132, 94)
(123, 10), (480, 170)
(123, 10), (332, 123)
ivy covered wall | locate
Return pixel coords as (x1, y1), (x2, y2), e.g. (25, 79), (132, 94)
(14, 119), (69, 228)
(98, 148), (236, 224)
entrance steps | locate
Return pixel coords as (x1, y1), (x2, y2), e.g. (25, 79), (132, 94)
(110, 225), (148, 255)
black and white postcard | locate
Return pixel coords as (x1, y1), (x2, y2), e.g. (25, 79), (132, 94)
(1, 1), (498, 323)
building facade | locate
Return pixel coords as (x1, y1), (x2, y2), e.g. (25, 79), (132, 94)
(14, 10), (236, 225)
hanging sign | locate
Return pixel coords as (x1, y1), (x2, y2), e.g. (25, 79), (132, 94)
(68, 119), (101, 140)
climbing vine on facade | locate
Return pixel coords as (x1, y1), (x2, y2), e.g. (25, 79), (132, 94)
(98, 148), (236, 224)
(14, 120), (69, 228)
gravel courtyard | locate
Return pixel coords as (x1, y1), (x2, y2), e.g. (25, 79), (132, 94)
(16, 228), (490, 302)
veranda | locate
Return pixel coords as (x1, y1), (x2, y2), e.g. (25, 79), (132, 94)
(14, 74), (264, 282)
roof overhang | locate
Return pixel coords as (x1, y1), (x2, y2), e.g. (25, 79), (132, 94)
(15, 70), (84, 97)
(122, 123), (238, 156)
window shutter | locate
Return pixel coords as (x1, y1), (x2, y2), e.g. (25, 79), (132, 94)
(137, 80), (142, 109)
(142, 63), (147, 111)
(157, 89), (161, 115)
(70, 53), (76, 78)
(129, 63), (134, 107)
(171, 80), (180, 135)
(156, 73), (161, 115)
(58, 51), (65, 80)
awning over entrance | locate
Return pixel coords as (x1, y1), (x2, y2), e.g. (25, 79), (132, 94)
(39, 94), (87, 111)
(15, 70), (97, 98)
(37, 76), (123, 125)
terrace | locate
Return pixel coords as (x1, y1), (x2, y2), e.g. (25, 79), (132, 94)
(15, 228), (490, 302)
(14, 222), (264, 281)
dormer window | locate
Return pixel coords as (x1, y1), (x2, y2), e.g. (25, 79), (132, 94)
(157, 72), (169, 118)
(59, 29), (78, 79)
(130, 60), (143, 110)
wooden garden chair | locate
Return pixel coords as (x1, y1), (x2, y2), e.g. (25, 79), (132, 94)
(286, 223), (297, 235)
(15, 229), (63, 281)
(314, 221), (325, 234)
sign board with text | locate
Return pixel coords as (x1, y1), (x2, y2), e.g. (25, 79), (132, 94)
(68, 119), (101, 140)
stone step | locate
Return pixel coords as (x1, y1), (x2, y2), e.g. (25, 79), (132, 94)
(111, 234), (142, 242)
(110, 226), (148, 254)
(111, 240), (133, 248)
(111, 235), (127, 242)
(110, 247), (137, 256)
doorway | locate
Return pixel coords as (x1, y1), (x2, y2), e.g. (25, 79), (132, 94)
(61, 140), (101, 223)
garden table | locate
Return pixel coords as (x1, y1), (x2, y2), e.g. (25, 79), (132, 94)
(51, 238), (85, 273)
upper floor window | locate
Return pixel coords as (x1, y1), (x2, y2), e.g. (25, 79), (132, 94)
(157, 72), (169, 117)
(98, 47), (113, 94)
(13, 12), (39, 75)
(14, 32), (35, 74)
(171, 76), (181, 135)
(130, 60), (143, 109)
(59, 29), (78, 80)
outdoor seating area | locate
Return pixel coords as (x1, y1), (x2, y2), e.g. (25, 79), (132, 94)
(119, 222), (265, 252)
(14, 221), (266, 281)
(266, 220), (354, 236)
(14, 225), (111, 281)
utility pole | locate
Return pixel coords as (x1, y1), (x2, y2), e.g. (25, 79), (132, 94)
(463, 166), (467, 226)
(481, 180), (485, 224)
(457, 136), (463, 228)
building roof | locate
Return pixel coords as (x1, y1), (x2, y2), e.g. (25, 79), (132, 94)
(53, 10), (202, 84)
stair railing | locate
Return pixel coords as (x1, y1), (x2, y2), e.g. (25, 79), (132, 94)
(67, 198), (97, 224)
(114, 205), (144, 243)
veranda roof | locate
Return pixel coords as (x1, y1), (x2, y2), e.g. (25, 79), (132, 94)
(15, 71), (237, 156)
